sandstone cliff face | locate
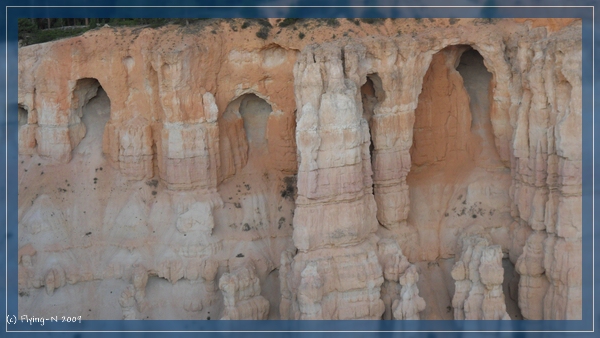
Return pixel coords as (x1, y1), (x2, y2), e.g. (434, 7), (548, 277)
(508, 25), (583, 320)
(17, 18), (581, 320)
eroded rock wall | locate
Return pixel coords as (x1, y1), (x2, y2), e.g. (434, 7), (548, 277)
(17, 18), (581, 320)
(507, 24), (583, 320)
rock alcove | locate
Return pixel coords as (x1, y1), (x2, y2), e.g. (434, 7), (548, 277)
(17, 18), (581, 321)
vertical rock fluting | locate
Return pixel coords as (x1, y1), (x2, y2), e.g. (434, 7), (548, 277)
(508, 24), (582, 320)
(218, 261), (270, 320)
(281, 43), (385, 320)
(378, 239), (410, 320)
(392, 265), (426, 320)
(151, 83), (221, 191)
(356, 27), (516, 265)
(16, 19), (581, 320)
(111, 116), (154, 180)
(451, 235), (510, 320)
(376, 238), (426, 320)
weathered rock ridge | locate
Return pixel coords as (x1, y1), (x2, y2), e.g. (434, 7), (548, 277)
(17, 18), (581, 320)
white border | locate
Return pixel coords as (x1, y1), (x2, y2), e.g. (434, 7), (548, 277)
(5, 4), (595, 334)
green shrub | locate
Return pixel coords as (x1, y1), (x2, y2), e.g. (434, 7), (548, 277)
(148, 19), (169, 28)
(256, 19), (272, 28)
(279, 18), (299, 27)
(108, 18), (142, 26)
(52, 18), (65, 28)
(256, 25), (270, 40)
(298, 32), (305, 39)
(27, 27), (89, 45)
(326, 18), (340, 27)
(18, 19), (37, 41)
(18, 19), (37, 34)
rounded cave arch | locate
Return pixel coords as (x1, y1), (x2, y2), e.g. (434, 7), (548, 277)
(406, 42), (515, 265)
(70, 77), (112, 154)
(402, 43), (519, 320)
(421, 42), (512, 165)
(225, 92), (273, 150)
(18, 104), (29, 128)
(361, 73), (386, 123)
(217, 92), (275, 183)
(220, 90), (276, 119)
(410, 44), (508, 170)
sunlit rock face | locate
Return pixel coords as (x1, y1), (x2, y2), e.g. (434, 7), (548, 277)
(17, 18), (581, 320)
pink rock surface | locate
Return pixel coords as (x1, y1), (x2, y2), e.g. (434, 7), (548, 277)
(17, 18), (581, 320)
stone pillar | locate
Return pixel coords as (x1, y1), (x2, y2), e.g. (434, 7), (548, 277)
(282, 43), (384, 320)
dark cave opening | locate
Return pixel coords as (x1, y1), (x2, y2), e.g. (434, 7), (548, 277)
(406, 45), (516, 319)
(18, 106), (28, 128)
(71, 78), (111, 154)
(238, 94), (272, 153)
(361, 73), (385, 193)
